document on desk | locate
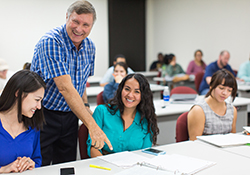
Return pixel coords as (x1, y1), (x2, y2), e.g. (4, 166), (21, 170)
(99, 151), (215, 174)
(197, 133), (250, 147)
(98, 151), (150, 168)
(114, 165), (173, 175)
(146, 154), (216, 175)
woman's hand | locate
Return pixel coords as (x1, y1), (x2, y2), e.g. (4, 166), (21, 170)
(0, 159), (20, 173)
(17, 156), (35, 172)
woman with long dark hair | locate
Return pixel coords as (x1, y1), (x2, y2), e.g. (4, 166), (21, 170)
(188, 69), (237, 140)
(87, 73), (159, 157)
(0, 70), (46, 173)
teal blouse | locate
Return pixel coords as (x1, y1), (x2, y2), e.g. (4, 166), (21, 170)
(161, 63), (185, 77)
(87, 105), (152, 157)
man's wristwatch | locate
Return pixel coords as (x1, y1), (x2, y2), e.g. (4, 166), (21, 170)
(84, 103), (90, 108)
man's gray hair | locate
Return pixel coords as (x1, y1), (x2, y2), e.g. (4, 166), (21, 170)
(67, 0), (96, 22)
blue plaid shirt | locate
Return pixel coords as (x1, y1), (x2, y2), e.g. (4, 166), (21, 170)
(31, 24), (95, 112)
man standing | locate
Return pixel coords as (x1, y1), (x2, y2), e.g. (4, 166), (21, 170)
(31, 0), (112, 165)
(199, 50), (236, 95)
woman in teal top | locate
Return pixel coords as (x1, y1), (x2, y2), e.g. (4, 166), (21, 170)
(161, 54), (185, 77)
(87, 73), (159, 158)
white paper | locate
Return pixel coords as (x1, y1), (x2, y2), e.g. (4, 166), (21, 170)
(197, 133), (250, 147)
(147, 154), (216, 175)
(114, 165), (174, 175)
(98, 151), (150, 168)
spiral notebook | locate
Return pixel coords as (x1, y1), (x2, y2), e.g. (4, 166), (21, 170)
(99, 151), (216, 175)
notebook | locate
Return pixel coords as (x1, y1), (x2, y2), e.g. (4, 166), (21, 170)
(99, 151), (216, 175)
(197, 133), (250, 147)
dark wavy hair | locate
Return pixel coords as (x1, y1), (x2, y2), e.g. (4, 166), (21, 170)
(0, 70), (46, 130)
(205, 69), (237, 101)
(106, 73), (159, 145)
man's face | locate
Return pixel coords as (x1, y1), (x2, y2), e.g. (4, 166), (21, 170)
(66, 11), (94, 49)
(219, 52), (230, 67)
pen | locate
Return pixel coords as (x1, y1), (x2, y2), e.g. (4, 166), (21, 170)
(89, 164), (111, 171)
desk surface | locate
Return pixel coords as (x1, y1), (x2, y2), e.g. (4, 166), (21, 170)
(18, 141), (250, 175)
(87, 76), (102, 83)
(154, 96), (250, 116)
(136, 71), (158, 77)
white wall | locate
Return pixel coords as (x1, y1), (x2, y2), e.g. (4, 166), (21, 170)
(1, 0), (249, 74)
(146, 0), (250, 72)
(0, 0), (108, 76)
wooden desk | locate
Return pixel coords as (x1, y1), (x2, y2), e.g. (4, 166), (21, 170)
(86, 84), (165, 104)
(154, 96), (250, 145)
(20, 141), (250, 175)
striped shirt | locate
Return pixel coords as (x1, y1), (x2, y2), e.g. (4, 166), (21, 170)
(31, 24), (95, 112)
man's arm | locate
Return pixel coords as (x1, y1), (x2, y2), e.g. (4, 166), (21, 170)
(53, 74), (112, 150)
(82, 89), (93, 115)
(205, 76), (212, 85)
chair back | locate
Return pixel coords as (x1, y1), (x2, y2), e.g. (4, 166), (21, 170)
(176, 112), (189, 142)
(78, 124), (89, 159)
(86, 82), (90, 87)
(233, 70), (238, 77)
(156, 71), (161, 85)
(97, 91), (105, 105)
(194, 71), (204, 93)
(170, 86), (197, 96)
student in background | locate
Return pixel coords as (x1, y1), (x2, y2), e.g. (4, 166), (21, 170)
(87, 73), (159, 157)
(188, 69), (237, 141)
(0, 58), (15, 92)
(199, 50), (236, 95)
(149, 53), (164, 71)
(161, 54), (189, 84)
(161, 54), (185, 77)
(237, 56), (250, 82)
(100, 54), (134, 87)
(0, 70), (46, 173)
(186, 50), (206, 75)
(103, 62), (128, 103)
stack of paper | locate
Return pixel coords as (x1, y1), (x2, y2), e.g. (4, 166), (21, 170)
(99, 151), (216, 174)
(197, 133), (250, 147)
(147, 154), (216, 175)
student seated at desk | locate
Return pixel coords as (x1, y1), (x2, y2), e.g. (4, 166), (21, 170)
(103, 62), (128, 103)
(188, 69), (237, 141)
(0, 70), (45, 173)
(161, 54), (189, 84)
(87, 73), (159, 158)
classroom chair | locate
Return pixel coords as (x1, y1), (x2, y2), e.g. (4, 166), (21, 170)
(97, 91), (105, 105)
(233, 70), (238, 77)
(170, 86), (197, 96)
(78, 123), (89, 159)
(194, 71), (204, 93)
(176, 111), (189, 142)
(86, 82), (90, 87)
